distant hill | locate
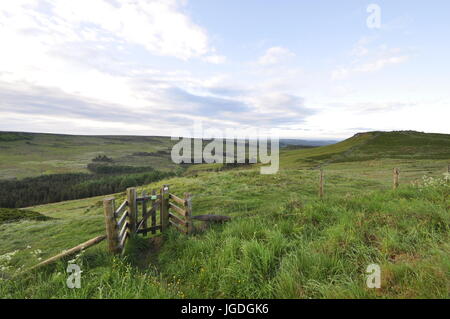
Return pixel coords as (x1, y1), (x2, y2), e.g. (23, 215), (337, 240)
(279, 139), (338, 148)
(281, 131), (450, 168)
(2, 130), (449, 179)
(0, 131), (178, 179)
(0, 132), (340, 179)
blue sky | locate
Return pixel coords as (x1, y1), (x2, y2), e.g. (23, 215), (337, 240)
(0, 0), (449, 139)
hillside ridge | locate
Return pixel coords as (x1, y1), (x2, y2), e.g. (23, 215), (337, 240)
(313, 131), (382, 169)
(281, 130), (450, 168)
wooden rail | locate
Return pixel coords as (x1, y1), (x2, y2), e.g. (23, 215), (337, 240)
(167, 191), (192, 234)
(27, 235), (106, 272)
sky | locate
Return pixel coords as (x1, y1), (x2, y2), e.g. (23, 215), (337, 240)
(0, 0), (449, 139)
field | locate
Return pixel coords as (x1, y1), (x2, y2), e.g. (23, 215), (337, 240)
(0, 132), (331, 180)
(0, 131), (449, 298)
(0, 132), (178, 179)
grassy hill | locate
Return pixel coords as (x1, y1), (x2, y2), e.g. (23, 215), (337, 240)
(281, 131), (450, 169)
(0, 131), (332, 180)
(0, 132), (178, 179)
(0, 131), (449, 298)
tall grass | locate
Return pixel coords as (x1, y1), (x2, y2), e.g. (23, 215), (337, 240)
(1, 172), (448, 298)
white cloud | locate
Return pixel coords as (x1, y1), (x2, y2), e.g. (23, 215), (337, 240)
(0, 0), (229, 122)
(355, 56), (408, 73)
(0, 1), (313, 135)
(332, 55), (408, 80)
(332, 37), (409, 80)
(258, 47), (295, 65)
(0, 0), (220, 61)
(1, 3), (443, 139)
(203, 55), (227, 64)
(331, 68), (351, 81)
(351, 37), (372, 57)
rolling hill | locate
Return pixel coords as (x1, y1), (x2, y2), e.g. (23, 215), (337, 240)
(0, 132), (177, 180)
(0, 131), (449, 298)
(0, 131), (331, 180)
(281, 131), (450, 168)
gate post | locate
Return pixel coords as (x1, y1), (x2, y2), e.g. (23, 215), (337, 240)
(142, 190), (148, 236)
(393, 168), (400, 190)
(103, 197), (120, 254)
(319, 169), (324, 199)
(151, 189), (157, 234)
(184, 193), (193, 234)
(160, 185), (170, 232)
(127, 187), (137, 233)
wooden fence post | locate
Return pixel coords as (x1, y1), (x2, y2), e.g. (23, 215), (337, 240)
(127, 187), (137, 233)
(393, 168), (400, 190)
(103, 197), (120, 254)
(151, 189), (157, 234)
(184, 192), (193, 234)
(319, 169), (324, 199)
(160, 185), (170, 232)
(142, 190), (147, 236)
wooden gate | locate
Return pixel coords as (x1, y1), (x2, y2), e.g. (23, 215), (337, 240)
(103, 185), (192, 254)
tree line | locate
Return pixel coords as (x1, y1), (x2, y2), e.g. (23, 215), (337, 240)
(0, 170), (175, 208)
(87, 163), (155, 174)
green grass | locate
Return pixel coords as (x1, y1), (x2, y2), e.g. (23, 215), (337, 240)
(0, 159), (448, 298)
(0, 208), (52, 225)
(280, 132), (377, 168)
(281, 131), (450, 168)
(0, 132), (178, 179)
(0, 131), (449, 298)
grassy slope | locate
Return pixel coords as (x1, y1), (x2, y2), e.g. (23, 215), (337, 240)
(0, 132), (177, 179)
(281, 131), (450, 168)
(0, 208), (52, 225)
(349, 131), (450, 161)
(280, 132), (377, 168)
(0, 131), (449, 298)
(0, 131), (331, 180)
